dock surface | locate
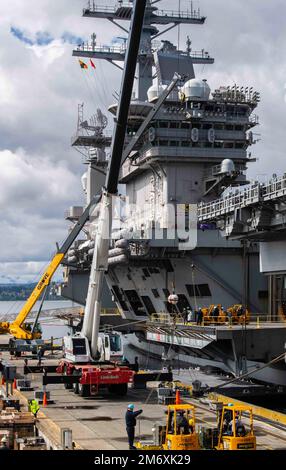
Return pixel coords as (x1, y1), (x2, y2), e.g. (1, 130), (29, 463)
(2, 352), (286, 450)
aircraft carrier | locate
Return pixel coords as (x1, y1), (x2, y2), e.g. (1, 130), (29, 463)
(60, 1), (286, 387)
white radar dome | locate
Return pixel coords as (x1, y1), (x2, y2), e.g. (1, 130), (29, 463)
(182, 78), (211, 101)
(147, 83), (166, 102)
(220, 159), (235, 174)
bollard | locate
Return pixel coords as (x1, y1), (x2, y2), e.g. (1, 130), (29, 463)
(257, 317), (260, 329)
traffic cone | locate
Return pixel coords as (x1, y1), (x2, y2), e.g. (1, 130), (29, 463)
(43, 391), (48, 407)
(13, 378), (17, 390)
(175, 389), (181, 404)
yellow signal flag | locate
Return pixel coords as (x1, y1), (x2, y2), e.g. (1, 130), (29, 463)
(79, 60), (88, 69)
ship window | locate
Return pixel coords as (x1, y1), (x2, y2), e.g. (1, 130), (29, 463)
(177, 294), (191, 313)
(170, 122), (179, 129)
(235, 125), (244, 131)
(163, 288), (170, 298)
(141, 296), (156, 315)
(159, 121), (168, 128)
(149, 267), (160, 274)
(164, 301), (178, 314)
(111, 285), (129, 311)
(226, 124), (234, 130)
(202, 123), (213, 129)
(124, 290), (146, 316)
(182, 141), (190, 147)
(181, 122), (190, 129)
(170, 141), (179, 146)
(152, 289), (160, 298)
(159, 140), (169, 146)
(164, 260), (174, 272)
(142, 268), (150, 278)
(225, 142), (234, 148)
(214, 123), (223, 130)
(205, 142), (213, 148)
(186, 284), (212, 297)
(235, 142), (244, 149)
(258, 290), (268, 299)
(214, 141), (223, 148)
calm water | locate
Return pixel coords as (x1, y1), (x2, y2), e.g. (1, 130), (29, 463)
(0, 300), (75, 340)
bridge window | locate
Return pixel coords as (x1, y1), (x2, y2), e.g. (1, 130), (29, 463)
(235, 142), (244, 149)
(214, 123), (224, 130)
(170, 122), (180, 129)
(159, 121), (168, 128)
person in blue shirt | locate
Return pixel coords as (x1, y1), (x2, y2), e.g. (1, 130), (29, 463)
(125, 404), (143, 450)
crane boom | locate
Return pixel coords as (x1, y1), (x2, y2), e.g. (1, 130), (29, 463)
(0, 196), (100, 340)
(80, 0), (147, 359)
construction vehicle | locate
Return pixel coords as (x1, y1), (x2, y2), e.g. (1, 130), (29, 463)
(136, 404), (200, 450)
(200, 304), (250, 326)
(216, 404), (256, 450)
(202, 304), (225, 325)
(226, 305), (250, 325)
(63, 330), (123, 363)
(0, 196), (100, 350)
(56, 0), (148, 397)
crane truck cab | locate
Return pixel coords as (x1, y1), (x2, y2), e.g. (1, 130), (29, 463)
(63, 331), (123, 363)
(216, 404), (256, 450)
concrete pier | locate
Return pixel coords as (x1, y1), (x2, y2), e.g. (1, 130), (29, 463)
(1, 352), (286, 450)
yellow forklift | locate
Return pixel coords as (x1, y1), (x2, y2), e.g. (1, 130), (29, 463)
(136, 404), (200, 451)
(216, 404), (256, 450)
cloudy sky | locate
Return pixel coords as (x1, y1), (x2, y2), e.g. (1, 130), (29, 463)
(0, 0), (285, 283)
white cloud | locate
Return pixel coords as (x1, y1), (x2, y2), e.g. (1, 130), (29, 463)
(26, 40), (66, 67)
(0, 0), (286, 283)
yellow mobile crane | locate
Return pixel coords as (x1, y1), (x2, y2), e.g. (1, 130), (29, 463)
(0, 197), (99, 341)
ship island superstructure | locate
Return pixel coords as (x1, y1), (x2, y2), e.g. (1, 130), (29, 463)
(61, 1), (286, 386)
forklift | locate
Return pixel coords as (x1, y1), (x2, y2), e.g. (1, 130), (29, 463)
(136, 404), (200, 451)
(216, 404), (256, 450)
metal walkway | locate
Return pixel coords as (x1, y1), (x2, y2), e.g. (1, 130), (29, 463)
(198, 173), (286, 222)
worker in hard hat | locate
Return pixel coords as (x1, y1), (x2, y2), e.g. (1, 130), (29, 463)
(125, 404), (143, 450)
(30, 399), (40, 418)
(0, 436), (9, 451)
(212, 305), (220, 322)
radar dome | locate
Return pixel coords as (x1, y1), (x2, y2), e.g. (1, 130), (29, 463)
(182, 78), (211, 101)
(220, 159), (235, 174)
(147, 83), (166, 102)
